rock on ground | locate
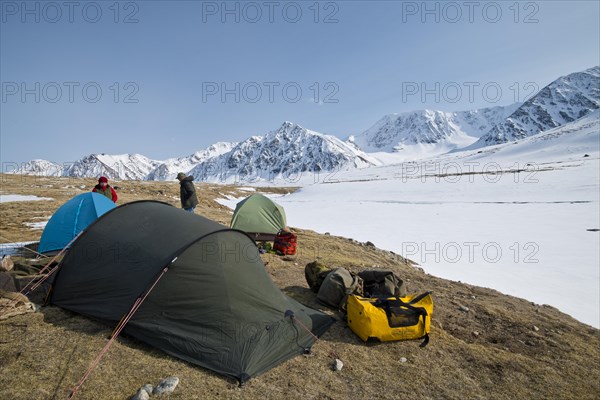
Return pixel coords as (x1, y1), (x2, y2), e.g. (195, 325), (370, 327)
(130, 388), (150, 400)
(1, 255), (14, 272)
(332, 359), (344, 371)
(141, 384), (153, 395)
(153, 376), (179, 395)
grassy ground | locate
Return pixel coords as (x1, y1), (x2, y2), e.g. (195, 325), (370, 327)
(1, 174), (599, 400)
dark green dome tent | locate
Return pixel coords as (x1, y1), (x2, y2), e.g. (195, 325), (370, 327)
(230, 193), (287, 240)
(50, 201), (334, 383)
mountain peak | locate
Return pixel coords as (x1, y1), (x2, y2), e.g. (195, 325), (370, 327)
(280, 120), (297, 128)
(186, 123), (380, 182)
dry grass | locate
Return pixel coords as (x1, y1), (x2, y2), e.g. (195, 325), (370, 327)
(1, 173), (599, 400)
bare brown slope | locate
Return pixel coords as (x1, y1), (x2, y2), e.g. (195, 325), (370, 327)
(1, 174), (598, 400)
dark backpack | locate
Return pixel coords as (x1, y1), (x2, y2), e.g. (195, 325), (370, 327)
(305, 261), (332, 292)
(317, 268), (363, 310)
(274, 230), (297, 255)
(358, 270), (406, 298)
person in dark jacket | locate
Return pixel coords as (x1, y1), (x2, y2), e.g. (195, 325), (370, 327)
(177, 172), (199, 213)
(92, 176), (118, 203)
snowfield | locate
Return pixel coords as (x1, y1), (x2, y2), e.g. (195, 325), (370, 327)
(276, 161), (599, 328)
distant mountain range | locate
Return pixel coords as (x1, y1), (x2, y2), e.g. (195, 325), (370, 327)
(17, 123), (379, 182)
(13, 66), (599, 182)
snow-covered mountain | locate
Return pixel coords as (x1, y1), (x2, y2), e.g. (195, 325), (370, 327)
(63, 153), (161, 181)
(429, 108), (600, 169)
(13, 154), (159, 180)
(470, 66), (600, 148)
(189, 121), (380, 182)
(349, 104), (520, 153)
(146, 142), (237, 181)
(14, 123), (379, 182)
(13, 67), (599, 182)
(312, 109), (600, 186)
(13, 159), (64, 176)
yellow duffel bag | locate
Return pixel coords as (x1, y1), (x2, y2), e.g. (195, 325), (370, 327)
(347, 292), (433, 347)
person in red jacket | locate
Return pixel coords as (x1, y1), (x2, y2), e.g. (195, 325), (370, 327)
(92, 176), (118, 203)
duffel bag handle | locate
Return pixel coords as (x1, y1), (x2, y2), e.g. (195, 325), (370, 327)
(374, 292), (432, 348)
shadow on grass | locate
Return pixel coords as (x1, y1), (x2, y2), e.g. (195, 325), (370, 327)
(282, 285), (374, 347)
(50, 337), (79, 400)
(37, 305), (242, 387)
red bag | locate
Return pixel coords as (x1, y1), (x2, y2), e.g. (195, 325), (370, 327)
(274, 230), (297, 255)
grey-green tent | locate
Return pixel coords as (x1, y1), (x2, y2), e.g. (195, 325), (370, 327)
(230, 194), (287, 238)
(50, 201), (334, 383)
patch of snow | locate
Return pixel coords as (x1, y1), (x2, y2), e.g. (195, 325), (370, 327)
(0, 241), (37, 256)
(0, 194), (54, 203)
(215, 197), (242, 210)
(25, 221), (48, 230)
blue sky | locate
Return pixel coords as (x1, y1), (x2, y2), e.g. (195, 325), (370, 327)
(1, 0), (599, 165)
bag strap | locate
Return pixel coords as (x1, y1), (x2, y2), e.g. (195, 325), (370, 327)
(403, 293), (431, 347)
(401, 293), (431, 348)
(387, 299), (429, 319)
(374, 295), (431, 348)
(374, 291), (431, 306)
(407, 291), (432, 304)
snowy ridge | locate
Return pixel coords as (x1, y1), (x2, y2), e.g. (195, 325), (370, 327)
(470, 66), (600, 148)
(189, 121), (381, 182)
(13, 159), (64, 176)
(454, 105), (523, 138)
(14, 123), (378, 182)
(457, 108), (600, 165)
(63, 153), (161, 181)
(349, 104), (519, 153)
(147, 142), (237, 181)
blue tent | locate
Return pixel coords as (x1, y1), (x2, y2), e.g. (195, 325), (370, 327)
(38, 193), (116, 254)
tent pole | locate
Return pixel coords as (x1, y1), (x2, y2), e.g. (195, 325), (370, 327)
(285, 309), (341, 360)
